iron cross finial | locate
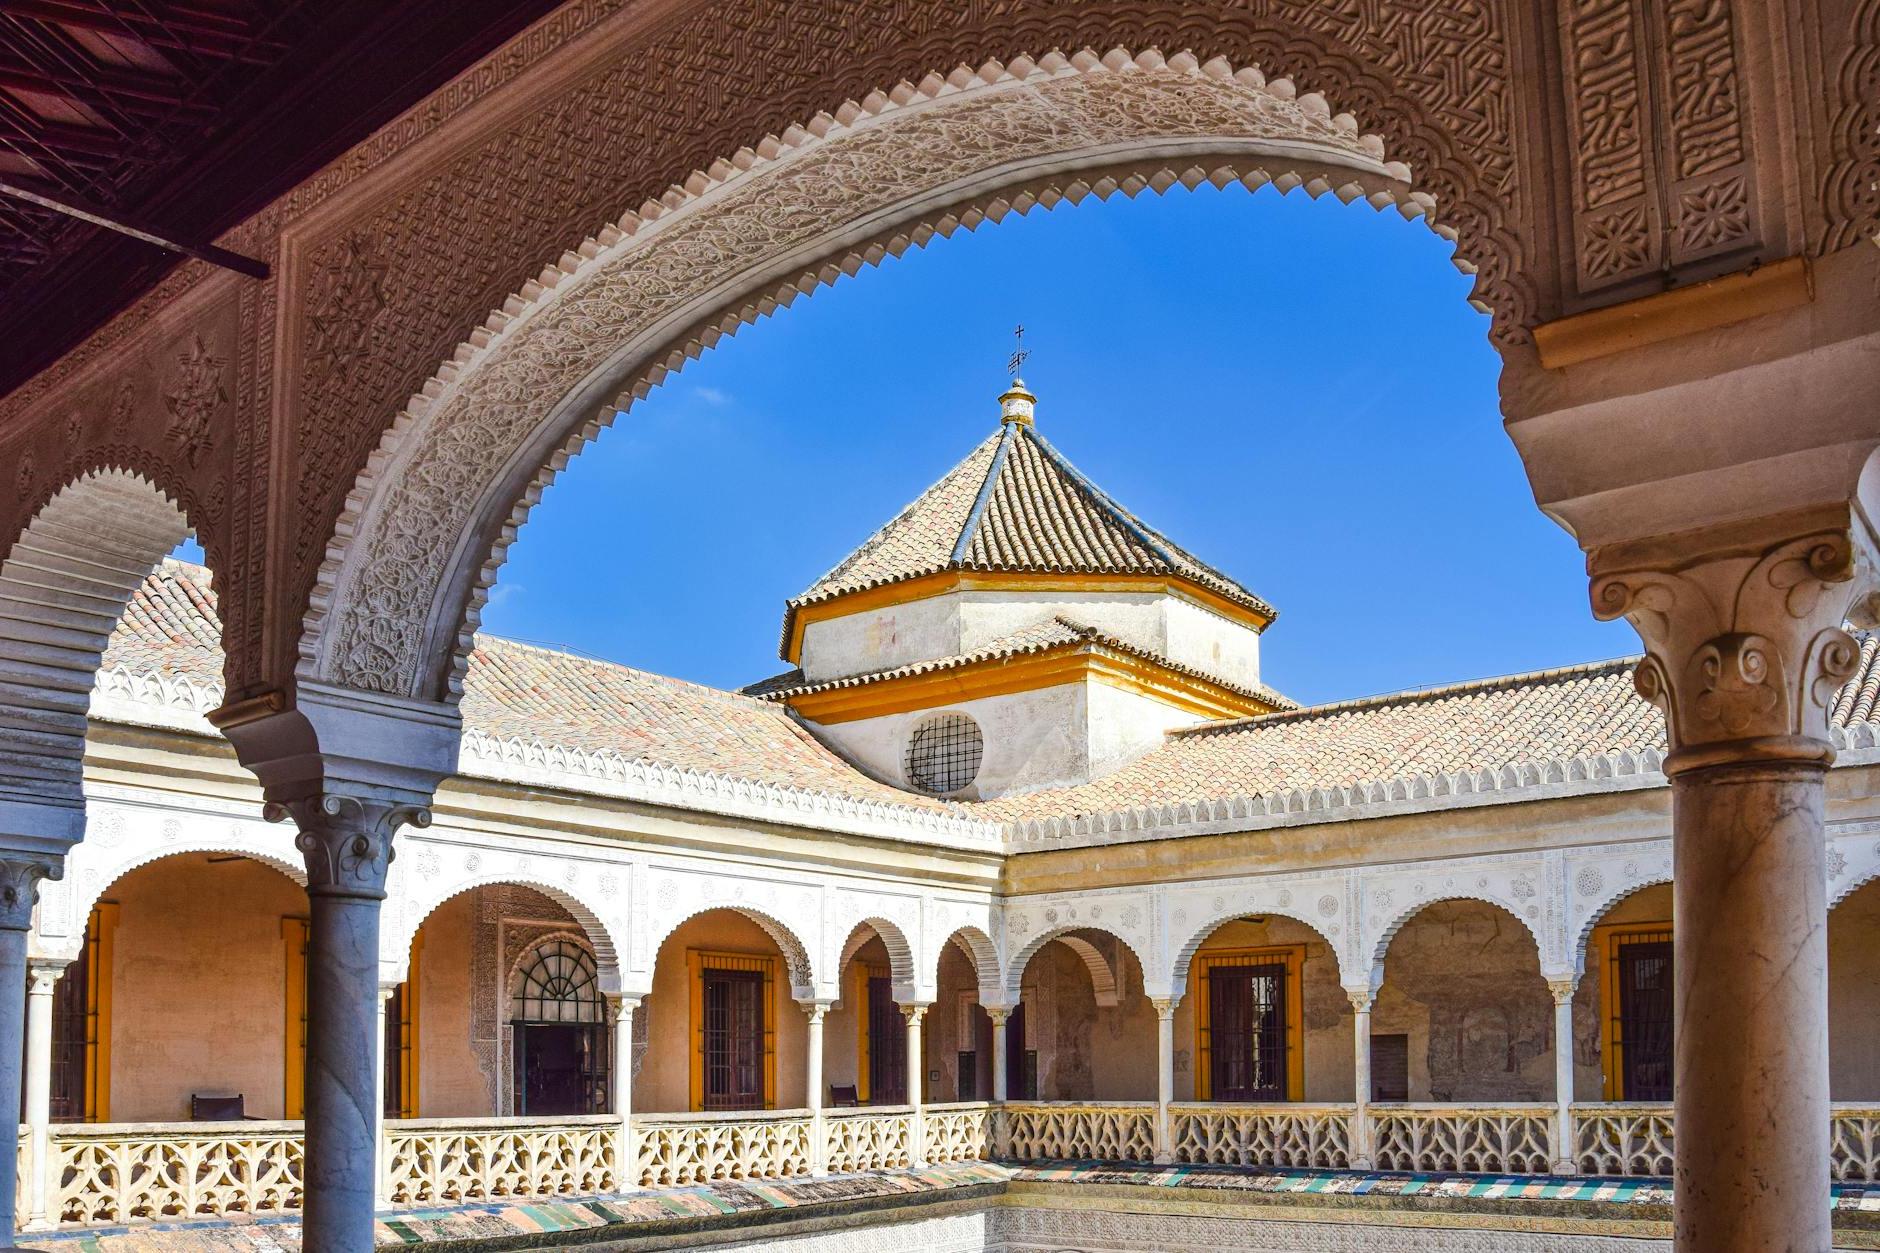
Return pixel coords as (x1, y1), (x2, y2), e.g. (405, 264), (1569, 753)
(1007, 324), (1029, 377)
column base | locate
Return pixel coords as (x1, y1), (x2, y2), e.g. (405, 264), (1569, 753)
(1551, 1158), (1577, 1176)
(1349, 1155), (1373, 1171)
(1153, 1152), (1172, 1166)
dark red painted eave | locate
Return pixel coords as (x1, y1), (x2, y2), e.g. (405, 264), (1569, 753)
(0, 0), (570, 402)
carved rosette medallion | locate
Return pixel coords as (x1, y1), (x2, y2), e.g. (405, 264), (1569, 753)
(1592, 514), (1874, 772)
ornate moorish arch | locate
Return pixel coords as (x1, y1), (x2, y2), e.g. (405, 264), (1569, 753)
(644, 903), (820, 1001)
(835, 917), (917, 1000)
(1166, 905), (1345, 999)
(1004, 923), (1150, 1006)
(380, 859), (626, 990)
(1365, 892), (1549, 981)
(0, 470), (211, 833)
(299, 47), (1509, 706)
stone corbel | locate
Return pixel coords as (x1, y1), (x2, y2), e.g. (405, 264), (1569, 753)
(1590, 503), (1878, 772)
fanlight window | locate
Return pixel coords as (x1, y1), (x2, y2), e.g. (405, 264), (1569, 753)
(906, 712), (984, 795)
(511, 938), (603, 1024)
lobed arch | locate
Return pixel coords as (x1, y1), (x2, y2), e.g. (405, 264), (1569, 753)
(647, 903), (819, 1000)
(1571, 875), (1676, 978)
(1051, 935), (1119, 1009)
(835, 916), (917, 1001)
(1365, 893), (1548, 986)
(299, 46), (1505, 707)
(0, 469), (217, 830)
(383, 868), (624, 989)
(34, 845), (305, 966)
(1005, 922), (1149, 1005)
(1167, 905), (1348, 997)
(942, 924), (1003, 1005)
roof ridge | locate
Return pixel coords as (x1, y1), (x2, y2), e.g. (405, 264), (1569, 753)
(951, 422), (1018, 565)
(1178, 654), (1645, 736)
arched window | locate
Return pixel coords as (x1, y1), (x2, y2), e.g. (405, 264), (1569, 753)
(510, 937), (610, 1115)
(512, 938), (603, 1024)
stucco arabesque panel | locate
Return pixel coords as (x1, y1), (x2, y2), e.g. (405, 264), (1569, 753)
(307, 54), (1451, 703)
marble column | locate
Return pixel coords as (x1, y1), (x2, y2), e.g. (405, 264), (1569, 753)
(803, 1001), (828, 1176)
(988, 1008), (1010, 1103)
(1593, 510), (1875, 1253)
(902, 1004), (928, 1167)
(1548, 978), (1578, 1174)
(1151, 997), (1176, 1164)
(1346, 987), (1373, 1170)
(0, 857), (57, 1243)
(269, 794), (428, 1253)
(23, 960), (61, 1231)
(610, 995), (638, 1189)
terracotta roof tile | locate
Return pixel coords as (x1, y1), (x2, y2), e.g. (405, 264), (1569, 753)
(783, 421), (1274, 655)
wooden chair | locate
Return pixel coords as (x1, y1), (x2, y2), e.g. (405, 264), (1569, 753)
(828, 1084), (859, 1108)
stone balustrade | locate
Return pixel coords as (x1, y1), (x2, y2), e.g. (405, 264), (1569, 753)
(1170, 1102), (1352, 1169)
(383, 1114), (619, 1204)
(24, 1104), (1880, 1231)
(634, 1108), (813, 1187)
(1368, 1103), (1554, 1175)
(996, 1101), (1157, 1163)
(51, 1120), (302, 1225)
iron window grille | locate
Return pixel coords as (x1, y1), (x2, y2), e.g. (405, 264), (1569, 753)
(906, 712), (984, 794)
(512, 939), (603, 1024)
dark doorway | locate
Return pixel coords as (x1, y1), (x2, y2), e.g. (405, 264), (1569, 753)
(515, 1022), (606, 1115)
(1616, 936), (1673, 1100)
(1209, 962), (1288, 1101)
(1006, 1001), (1035, 1099)
(866, 975), (907, 1103)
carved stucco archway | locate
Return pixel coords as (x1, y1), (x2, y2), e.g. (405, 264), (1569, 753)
(1166, 906), (1345, 1001)
(1366, 893), (1550, 989)
(380, 859), (627, 990)
(645, 903), (820, 1001)
(301, 49), (1503, 706)
(835, 917), (917, 1002)
(942, 925), (1004, 1006)
(1004, 922), (1150, 1006)
(0, 470), (211, 837)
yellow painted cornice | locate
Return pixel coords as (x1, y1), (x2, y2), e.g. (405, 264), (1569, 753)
(784, 642), (1279, 724)
(783, 570), (1273, 664)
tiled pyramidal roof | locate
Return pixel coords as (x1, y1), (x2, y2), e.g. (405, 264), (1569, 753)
(95, 562), (1880, 833)
(783, 419), (1274, 653)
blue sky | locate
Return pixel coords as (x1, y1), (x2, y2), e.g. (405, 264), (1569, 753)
(477, 186), (1636, 707)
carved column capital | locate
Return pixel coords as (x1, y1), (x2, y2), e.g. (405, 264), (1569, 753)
(984, 1007), (1012, 1028)
(1150, 997), (1179, 1021)
(264, 793), (431, 900)
(799, 1000), (829, 1026)
(0, 856), (60, 933)
(1345, 987), (1376, 1015)
(1547, 977), (1579, 1007)
(1590, 507), (1877, 774)
(899, 1003), (929, 1027)
(25, 960), (63, 996)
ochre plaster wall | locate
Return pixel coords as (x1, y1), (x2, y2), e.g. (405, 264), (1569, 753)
(1374, 900), (1553, 1102)
(1171, 918), (1351, 1102)
(640, 910), (808, 1113)
(105, 853), (305, 1121)
(928, 940), (993, 1102)
(824, 934), (887, 1100)
(1830, 879), (1880, 1100)
(414, 891), (487, 1117)
(1570, 884), (1671, 1101)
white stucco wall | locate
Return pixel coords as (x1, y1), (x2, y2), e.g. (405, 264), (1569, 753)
(796, 586), (1263, 690)
(1085, 682), (1204, 779)
(806, 686), (1090, 798)
(798, 595), (960, 682)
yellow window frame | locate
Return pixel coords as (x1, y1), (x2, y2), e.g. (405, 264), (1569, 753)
(283, 917), (309, 1118)
(397, 931), (421, 1119)
(1595, 919), (1673, 1101)
(83, 903), (117, 1122)
(1193, 944), (1305, 1102)
(687, 949), (777, 1111)
(852, 960), (887, 1103)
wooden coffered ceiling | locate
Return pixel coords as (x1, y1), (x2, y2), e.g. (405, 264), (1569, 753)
(0, 0), (568, 398)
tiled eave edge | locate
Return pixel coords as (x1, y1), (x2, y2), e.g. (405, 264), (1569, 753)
(455, 729), (1002, 850)
(1000, 727), (1880, 853)
(86, 669), (1003, 851)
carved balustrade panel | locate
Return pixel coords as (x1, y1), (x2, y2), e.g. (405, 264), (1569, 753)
(53, 1122), (302, 1225)
(1828, 1107), (1880, 1183)
(1573, 1103), (1674, 1178)
(822, 1107), (913, 1173)
(921, 1103), (992, 1165)
(382, 1116), (619, 1204)
(1367, 1105), (1553, 1175)
(1169, 1103), (1353, 1169)
(634, 1111), (812, 1187)
(997, 1102), (1156, 1163)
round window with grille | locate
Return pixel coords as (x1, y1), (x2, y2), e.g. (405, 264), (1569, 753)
(905, 712), (984, 795)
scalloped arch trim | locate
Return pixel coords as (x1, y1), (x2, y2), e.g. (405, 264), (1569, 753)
(1367, 893), (1547, 975)
(1006, 920), (1151, 1003)
(386, 871), (624, 988)
(303, 47), (1461, 704)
